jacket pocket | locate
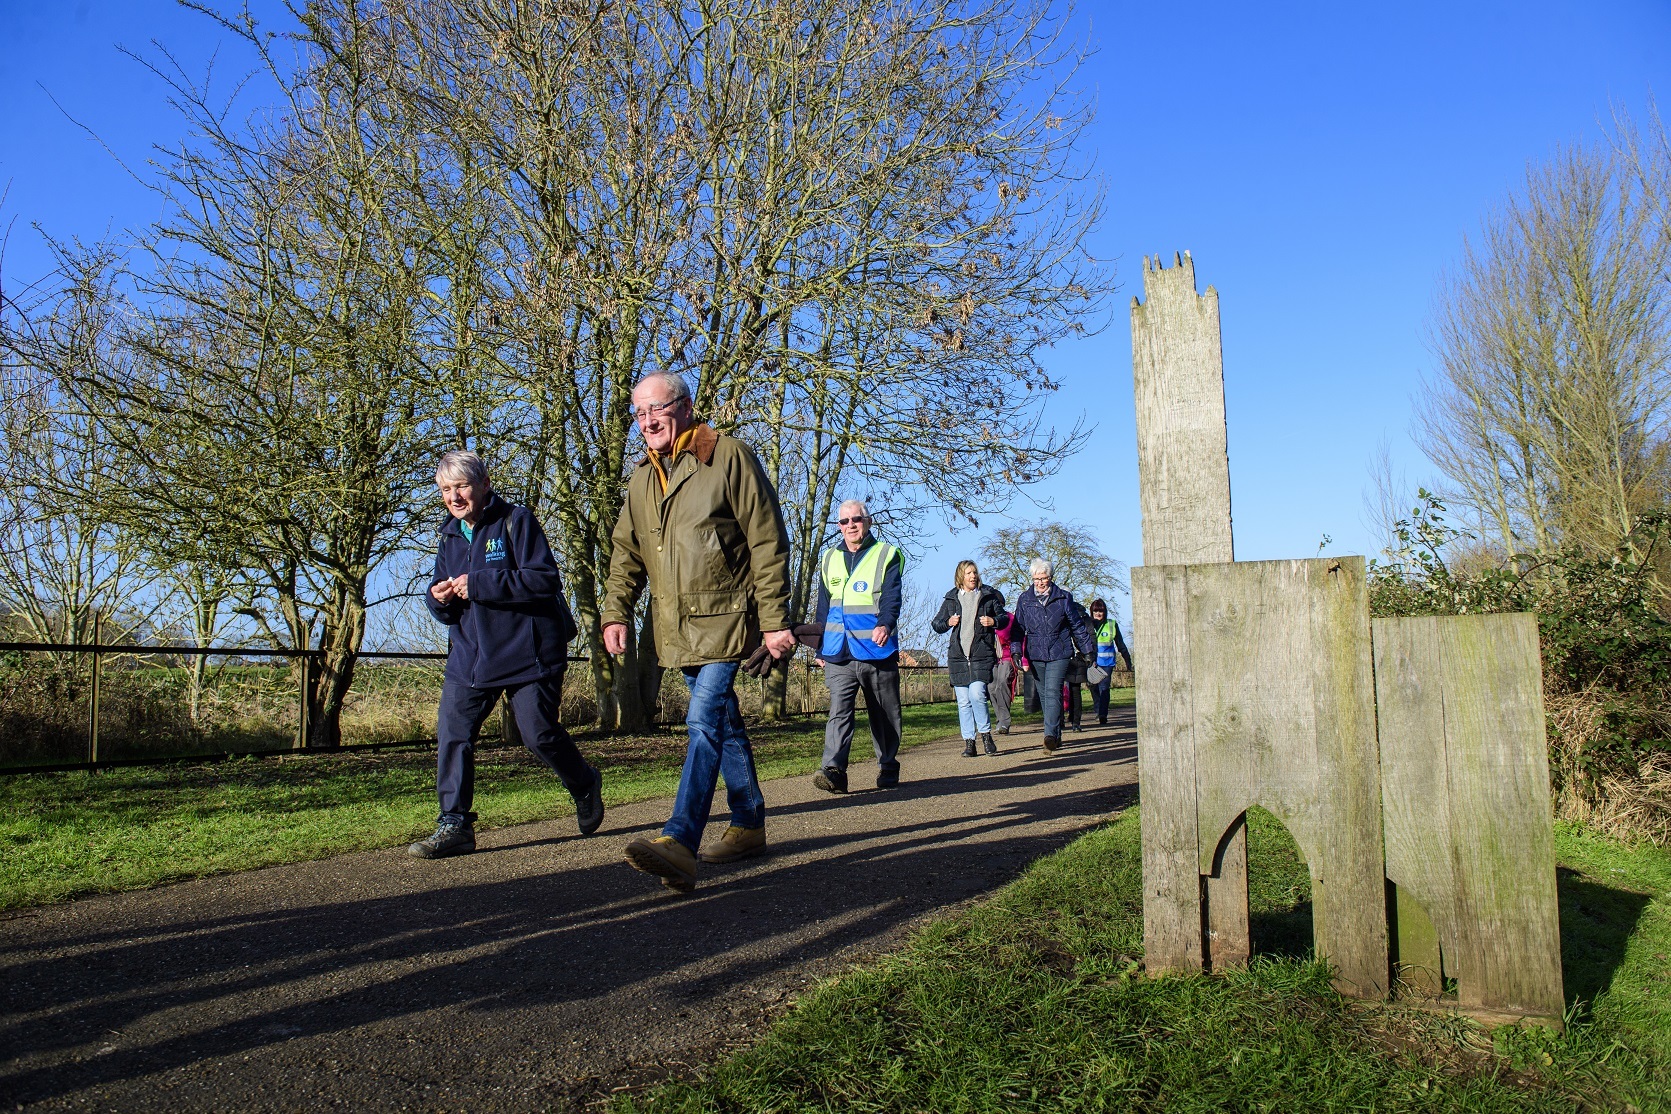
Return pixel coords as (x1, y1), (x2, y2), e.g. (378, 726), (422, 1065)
(679, 588), (753, 661)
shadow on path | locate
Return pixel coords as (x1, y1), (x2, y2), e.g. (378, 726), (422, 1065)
(0, 713), (1138, 1111)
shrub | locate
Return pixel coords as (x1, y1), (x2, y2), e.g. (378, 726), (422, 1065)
(1368, 494), (1671, 841)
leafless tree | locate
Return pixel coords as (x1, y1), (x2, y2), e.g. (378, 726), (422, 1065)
(1418, 136), (1671, 567)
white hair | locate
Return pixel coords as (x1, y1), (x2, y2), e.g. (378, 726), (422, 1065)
(633, 371), (692, 405)
(838, 498), (868, 519)
(436, 449), (489, 488)
(1029, 557), (1053, 578)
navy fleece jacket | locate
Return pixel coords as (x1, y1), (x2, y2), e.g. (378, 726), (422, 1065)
(425, 493), (572, 688)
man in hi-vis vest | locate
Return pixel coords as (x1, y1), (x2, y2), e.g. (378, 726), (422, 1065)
(811, 499), (904, 793)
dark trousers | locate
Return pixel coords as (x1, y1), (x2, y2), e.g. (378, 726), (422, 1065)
(436, 672), (593, 823)
(1022, 668), (1040, 713)
(1091, 675), (1113, 722)
(821, 659), (903, 776)
(1066, 682), (1084, 727)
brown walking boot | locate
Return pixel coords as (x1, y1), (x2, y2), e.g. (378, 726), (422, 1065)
(624, 835), (697, 893)
(697, 825), (766, 864)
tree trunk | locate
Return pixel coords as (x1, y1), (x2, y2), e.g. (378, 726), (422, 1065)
(635, 603), (663, 723)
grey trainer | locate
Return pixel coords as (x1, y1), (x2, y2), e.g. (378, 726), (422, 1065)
(573, 766), (604, 836)
(409, 818), (475, 859)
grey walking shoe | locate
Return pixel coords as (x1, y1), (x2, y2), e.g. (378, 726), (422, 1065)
(981, 732), (997, 756)
(813, 766), (848, 793)
(573, 766), (604, 836)
(1042, 734), (1060, 753)
(408, 817), (475, 859)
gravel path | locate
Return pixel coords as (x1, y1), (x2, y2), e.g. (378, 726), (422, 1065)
(1, 709), (1137, 1112)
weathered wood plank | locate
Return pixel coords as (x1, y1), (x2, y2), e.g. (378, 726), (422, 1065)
(1205, 812), (1250, 970)
(1133, 563), (1205, 974)
(1374, 614), (1564, 1023)
(1372, 616), (1459, 996)
(1392, 883), (1444, 997)
(1132, 252), (1246, 970)
(1184, 557), (1388, 997)
(1131, 252), (1234, 569)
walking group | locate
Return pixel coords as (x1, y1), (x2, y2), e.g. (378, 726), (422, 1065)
(409, 371), (1130, 895)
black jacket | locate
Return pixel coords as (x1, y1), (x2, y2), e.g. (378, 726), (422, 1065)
(931, 585), (1006, 686)
(425, 493), (571, 688)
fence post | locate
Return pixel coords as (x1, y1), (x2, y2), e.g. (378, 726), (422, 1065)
(296, 653), (312, 750)
(87, 613), (102, 769)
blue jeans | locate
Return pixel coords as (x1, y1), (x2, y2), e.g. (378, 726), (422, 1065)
(1033, 658), (1071, 739)
(954, 681), (991, 739)
(663, 661), (766, 850)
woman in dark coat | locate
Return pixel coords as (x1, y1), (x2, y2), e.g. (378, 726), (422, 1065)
(931, 560), (1007, 756)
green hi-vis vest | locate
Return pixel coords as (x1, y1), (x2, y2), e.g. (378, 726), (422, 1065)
(821, 541), (900, 661)
(1095, 618), (1122, 667)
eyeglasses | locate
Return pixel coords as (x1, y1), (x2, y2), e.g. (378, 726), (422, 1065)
(633, 399), (684, 423)
(838, 516), (868, 526)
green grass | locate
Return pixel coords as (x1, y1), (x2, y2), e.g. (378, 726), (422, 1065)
(0, 701), (992, 911)
(621, 809), (1671, 1113)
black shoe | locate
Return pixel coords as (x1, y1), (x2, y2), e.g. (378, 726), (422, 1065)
(1097, 717), (1108, 726)
(876, 770), (900, 790)
(963, 740), (978, 758)
(1042, 734), (1060, 753)
(408, 818), (475, 859)
(997, 726), (1010, 736)
(981, 732), (997, 755)
(1068, 723), (1084, 733)
(813, 766), (848, 793)
(573, 766), (604, 836)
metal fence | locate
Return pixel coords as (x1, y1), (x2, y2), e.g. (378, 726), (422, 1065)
(0, 637), (966, 775)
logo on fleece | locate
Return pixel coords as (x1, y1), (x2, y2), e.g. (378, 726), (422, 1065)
(485, 537), (506, 562)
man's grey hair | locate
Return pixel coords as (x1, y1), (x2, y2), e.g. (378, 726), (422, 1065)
(1029, 557), (1053, 579)
(436, 449), (490, 488)
(837, 498), (868, 519)
(634, 371), (692, 405)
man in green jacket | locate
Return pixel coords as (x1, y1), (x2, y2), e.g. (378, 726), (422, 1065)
(602, 371), (796, 893)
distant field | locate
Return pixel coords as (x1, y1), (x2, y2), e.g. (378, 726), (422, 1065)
(0, 653), (961, 768)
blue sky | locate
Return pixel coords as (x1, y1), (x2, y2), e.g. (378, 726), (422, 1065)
(4, 1), (1669, 631)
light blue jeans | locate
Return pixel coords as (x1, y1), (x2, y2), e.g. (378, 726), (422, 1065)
(954, 681), (992, 739)
(663, 661), (765, 850)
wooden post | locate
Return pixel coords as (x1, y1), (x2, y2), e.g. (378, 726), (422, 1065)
(296, 653), (311, 750)
(1131, 251), (1248, 972)
(87, 613), (103, 768)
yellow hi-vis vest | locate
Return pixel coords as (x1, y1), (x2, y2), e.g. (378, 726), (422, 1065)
(821, 541), (900, 660)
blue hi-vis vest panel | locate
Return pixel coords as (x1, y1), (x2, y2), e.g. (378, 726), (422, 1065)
(1095, 619), (1121, 667)
(821, 542), (900, 660)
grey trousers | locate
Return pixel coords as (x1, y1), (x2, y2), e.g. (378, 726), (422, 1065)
(820, 659), (903, 776)
(988, 658), (1014, 730)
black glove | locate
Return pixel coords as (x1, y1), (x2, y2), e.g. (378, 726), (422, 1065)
(791, 623), (824, 651)
(742, 644), (776, 678)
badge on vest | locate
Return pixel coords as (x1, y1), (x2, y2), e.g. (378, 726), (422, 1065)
(851, 580), (869, 593)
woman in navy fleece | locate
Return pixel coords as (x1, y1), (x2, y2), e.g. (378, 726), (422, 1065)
(412, 450), (603, 859)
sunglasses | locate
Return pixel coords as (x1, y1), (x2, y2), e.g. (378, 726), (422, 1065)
(838, 516), (867, 526)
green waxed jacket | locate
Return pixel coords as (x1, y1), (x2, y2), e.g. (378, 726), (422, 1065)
(602, 424), (793, 668)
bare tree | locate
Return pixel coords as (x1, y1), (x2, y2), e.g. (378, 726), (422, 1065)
(976, 518), (1125, 609)
(1418, 137), (1671, 566)
(0, 251), (155, 659)
(44, 19), (458, 747)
